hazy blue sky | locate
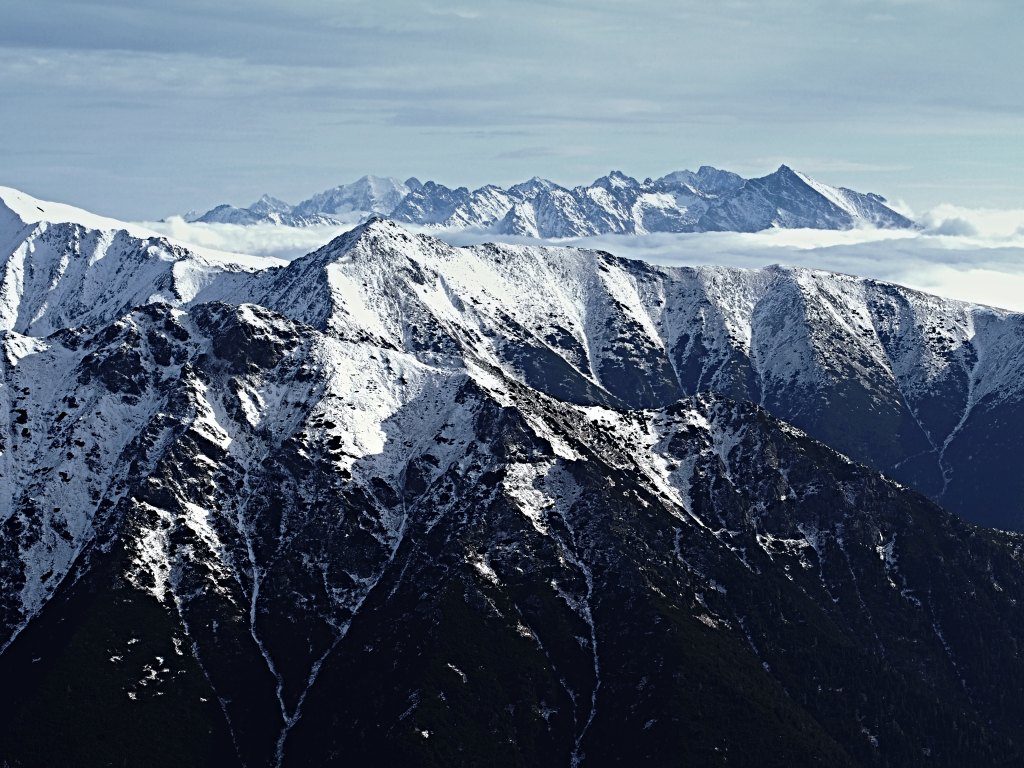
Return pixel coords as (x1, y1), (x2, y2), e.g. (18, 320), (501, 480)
(1, 0), (1021, 219)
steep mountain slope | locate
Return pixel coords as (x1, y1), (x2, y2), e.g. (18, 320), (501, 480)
(185, 166), (914, 235)
(2, 298), (1024, 767)
(236, 220), (1024, 529)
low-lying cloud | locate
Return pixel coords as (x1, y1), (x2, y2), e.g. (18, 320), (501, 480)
(141, 204), (1024, 312)
(143, 217), (354, 261)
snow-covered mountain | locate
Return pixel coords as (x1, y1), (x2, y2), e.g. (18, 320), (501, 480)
(227, 218), (1023, 530)
(391, 181), (515, 229)
(184, 165), (915, 235)
(655, 164), (746, 198)
(697, 165), (913, 232)
(187, 195), (338, 227)
(185, 177), (418, 227)
(2, 191), (1020, 526)
(0, 187), (280, 335)
(2, 189), (1023, 768)
(293, 175), (418, 219)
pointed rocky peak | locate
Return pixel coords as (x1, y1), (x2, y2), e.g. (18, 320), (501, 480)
(361, 213), (409, 231)
(508, 176), (563, 200)
(592, 170), (640, 190)
(414, 180), (455, 195)
(306, 216), (422, 264)
(248, 194), (293, 215)
(256, 193), (290, 206)
(343, 214), (406, 239)
(749, 164), (817, 191)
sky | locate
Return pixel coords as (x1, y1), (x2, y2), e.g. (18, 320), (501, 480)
(1, 0), (1022, 220)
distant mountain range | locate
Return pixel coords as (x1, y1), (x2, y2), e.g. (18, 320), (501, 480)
(184, 165), (915, 235)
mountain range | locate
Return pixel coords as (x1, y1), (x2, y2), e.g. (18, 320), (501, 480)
(184, 165), (915, 236)
(1, 186), (1022, 767)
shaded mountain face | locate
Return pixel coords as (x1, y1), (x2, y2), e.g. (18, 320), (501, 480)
(2, 194), (1024, 768)
(656, 165), (747, 198)
(185, 165), (914, 235)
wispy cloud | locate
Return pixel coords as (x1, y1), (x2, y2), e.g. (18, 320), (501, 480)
(495, 145), (596, 161)
(422, 5), (482, 20)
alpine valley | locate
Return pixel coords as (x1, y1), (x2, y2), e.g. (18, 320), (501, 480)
(183, 165), (915, 236)
(2, 184), (1024, 768)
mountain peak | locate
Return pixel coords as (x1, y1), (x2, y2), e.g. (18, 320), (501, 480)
(360, 213), (392, 227)
(318, 215), (409, 254)
(249, 194), (293, 214)
(594, 169), (637, 187)
(256, 193), (288, 205)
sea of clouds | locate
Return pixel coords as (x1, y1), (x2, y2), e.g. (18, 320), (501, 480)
(142, 204), (1024, 311)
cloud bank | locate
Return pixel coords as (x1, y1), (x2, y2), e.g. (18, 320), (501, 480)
(141, 203), (1024, 312)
